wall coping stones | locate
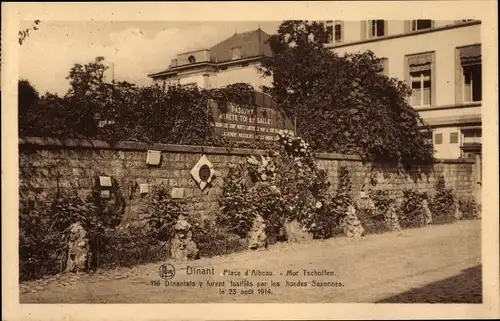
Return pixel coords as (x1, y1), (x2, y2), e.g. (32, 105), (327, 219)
(19, 136), (475, 164)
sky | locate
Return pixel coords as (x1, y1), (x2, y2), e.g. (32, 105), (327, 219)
(19, 21), (281, 96)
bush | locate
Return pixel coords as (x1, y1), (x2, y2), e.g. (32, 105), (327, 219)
(50, 193), (99, 232)
(137, 183), (186, 241)
(218, 132), (344, 242)
(95, 224), (169, 269)
(357, 189), (395, 234)
(191, 220), (247, 258)
(19, 192), (101, 280)
(19, 198), (62, 281)
(399, 189), (427, 228)
(429, 175), (456, 218)
(370, 190), (395, 222)
(458, 196), (480, 220)
(217, 164), (256, 238)
(357, 207), (389, 235)
(312, 167), (352, 238)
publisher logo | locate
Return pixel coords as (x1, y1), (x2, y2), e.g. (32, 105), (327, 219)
(159, 264), (176, 280)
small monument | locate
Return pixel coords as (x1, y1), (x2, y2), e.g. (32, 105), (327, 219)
(453, 198), (463, 220)
(170, 215), (199, 261)
(248, 214), (268, 250)
(65, 222), (91, 273)
(386, 203), (402, 232)
(284, 219), (313, 243)
(422, 199), (433, 225)
(344, 205), (365, 238)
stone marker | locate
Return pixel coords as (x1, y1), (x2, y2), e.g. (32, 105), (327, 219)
(170, 214), (199, 261)
(453, 198), (463, 220)
(65, 222), (91, 273)
(422, 199), (433, 225)
(385, 203), (402, 232)
(248, 214), (268, 250)
(344, 205), (365, 238)
(284, 219), (313, 243)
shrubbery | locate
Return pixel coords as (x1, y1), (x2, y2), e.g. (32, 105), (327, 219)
(458, 196), (480, 220)
(398, 189), (428, 228)
(19, 182), (247, 281)
(18, 63), (275, 151)
(95, 225), (169, 269)
(19, 198), (62, 281)
(357, 189), (395, 234)
(428, 175), (457, 224)
(218, 132), (346, 242)
(191, 219), (247, 258)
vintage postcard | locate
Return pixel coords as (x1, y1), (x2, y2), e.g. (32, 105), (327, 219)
(2, 1), (499, 320)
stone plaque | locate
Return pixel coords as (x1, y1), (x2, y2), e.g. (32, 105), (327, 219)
(171, 187), (185, 199)
(146, 150), (162, 166)
(209, 90), (295, 142)
(99, 176), (112, 187)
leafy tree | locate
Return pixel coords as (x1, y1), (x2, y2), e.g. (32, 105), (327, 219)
(18, 56), (266, 148)
(18, 79), (40, 135)
(19, 20), (41, 45)
(259, 20), (434, 165)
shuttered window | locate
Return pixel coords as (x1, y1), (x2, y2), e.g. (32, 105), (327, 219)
(450, 132), (459, 144)
(434, 133), (443, 145)
(459, 45), (482, 102)
(407, 53), (434, 107)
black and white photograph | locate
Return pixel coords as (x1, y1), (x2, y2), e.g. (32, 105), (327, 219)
(2, 1), (498, 320)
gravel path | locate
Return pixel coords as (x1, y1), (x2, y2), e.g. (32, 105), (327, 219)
(20, 220), (481, 303)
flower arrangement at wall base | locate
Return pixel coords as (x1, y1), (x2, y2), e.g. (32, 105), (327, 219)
(217, 132), (350, 247)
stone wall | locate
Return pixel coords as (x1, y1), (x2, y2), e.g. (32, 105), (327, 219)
(19, 137), (478, 222)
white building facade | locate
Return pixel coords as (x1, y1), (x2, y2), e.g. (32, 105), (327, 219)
(325, 20), (482, 161)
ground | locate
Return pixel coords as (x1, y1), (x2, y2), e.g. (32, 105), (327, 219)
(20, 220), (481, 303)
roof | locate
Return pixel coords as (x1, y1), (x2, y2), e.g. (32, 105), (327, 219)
(148, 29), (273, 78)
(209, 28), (273, 63)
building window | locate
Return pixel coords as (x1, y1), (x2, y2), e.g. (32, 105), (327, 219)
(230, 47), (242, 60)
(240, 62), (249, 68)
(218, 65), (228, 71)
(458, 45), (482, 102)
(434, 133), (443, 145)
(325, 20), (343, 44)
(334, 21), (343, 42)
(407, 53), (434, 107)
(370, 20), (386, 37)
(188, 55), (196, 64)
(411, 20), (433, 31)
(377, 58), (388, 76)
(450, 132), (459, 144)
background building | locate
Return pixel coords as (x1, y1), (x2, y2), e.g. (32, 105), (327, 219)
(325, 20), (482, 161)
(148, 28), (272, 90)
(149, 20), (482, 163)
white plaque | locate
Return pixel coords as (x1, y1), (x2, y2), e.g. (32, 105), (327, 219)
(139, 183), (149, 194)
(171, 187), (185, 199)
(99, 176), (112, 187)
(146, 150), (162, 165)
